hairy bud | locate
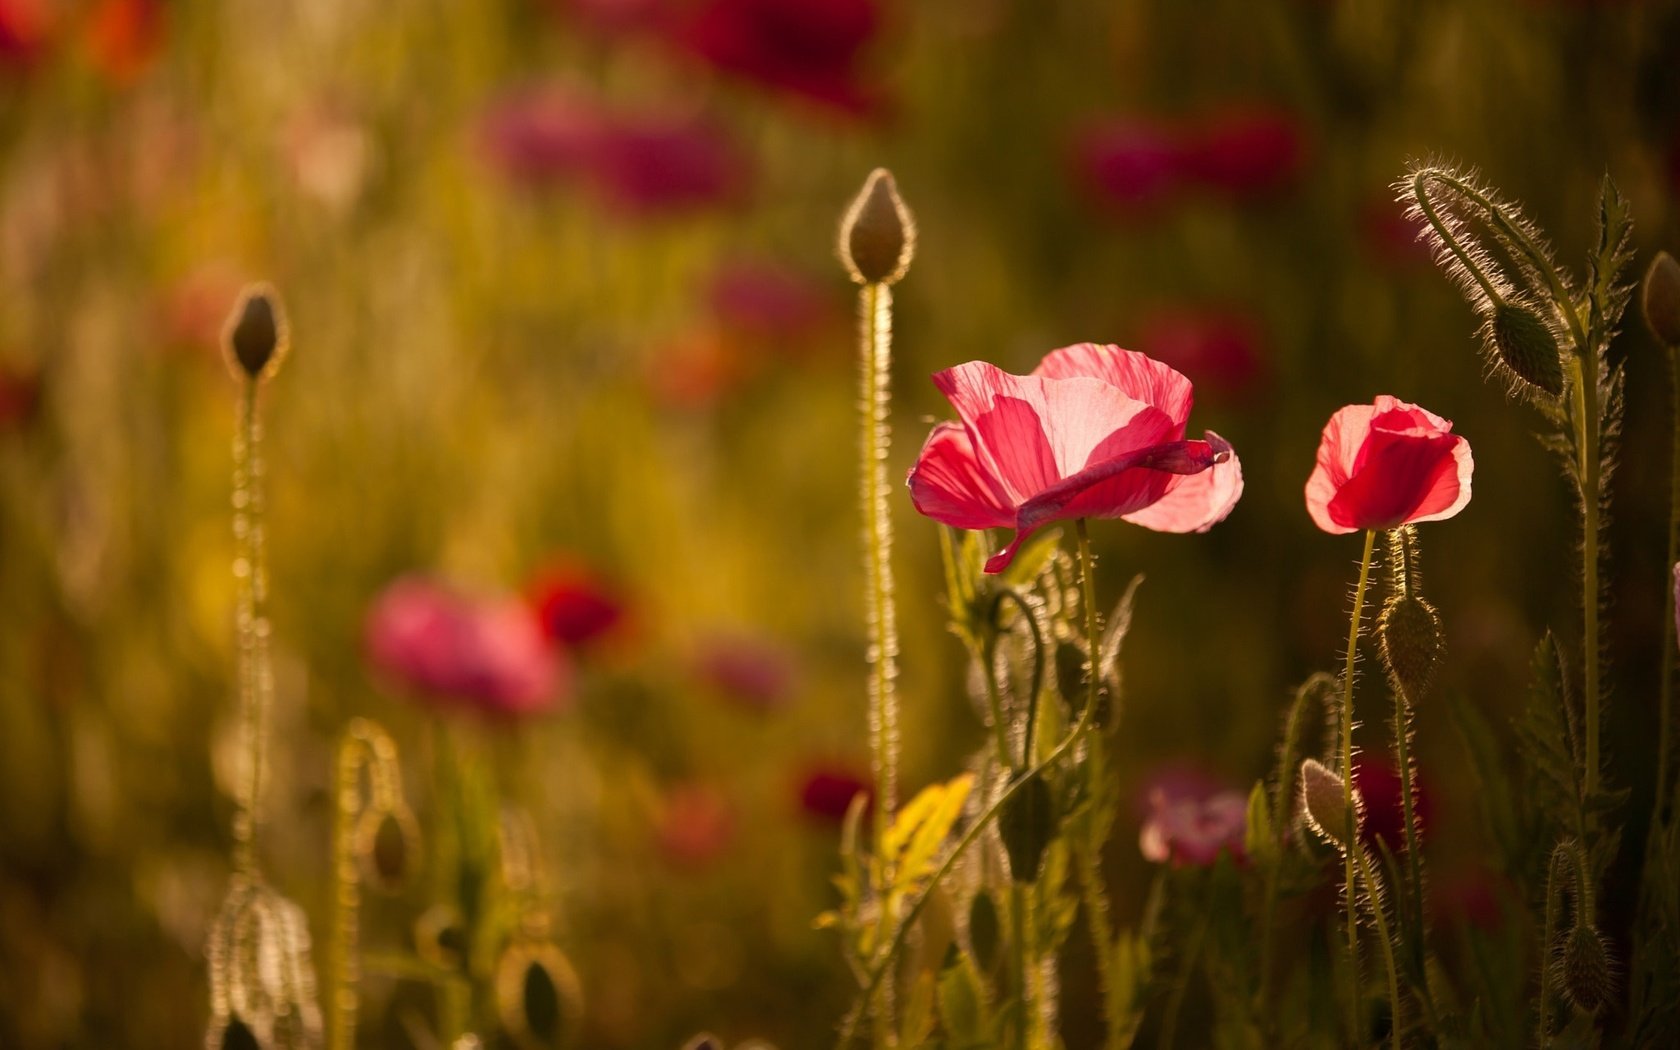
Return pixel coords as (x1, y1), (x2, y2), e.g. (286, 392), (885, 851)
(1300, 758), (1358, 850)
(1487, 302), (1563, 396)
(496, 941), (583, 1050)
(997, 771), (1054, 883)
(1377, 593), (1444, 698)
(1643, 251), (1680, 348)
(839, 168), (915, 286)
(967, 890), (1000, 972)
(355, 806), (420, 894)
(223, 284), (289, 382)
(1560, 923), (1613, 1013)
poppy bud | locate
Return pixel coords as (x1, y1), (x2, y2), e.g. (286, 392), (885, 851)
(355, 805), (420, 894)
(996, 770), (1054, 883)
(217, 1016), (263, 1050)
(1487, 302), (1563, 397)
(839, 168), (915, 286)
(967, 890), (1000, 972)
(1377, 593), (1443, 698)
(496, 941), (583, 1050)
(1643, 251), (1680, 348)
(1300, 758), (1357, 850)
(415, 904), (468, 971)
(223, 283), (289, 382)
(1560, 923), (1612, 1013)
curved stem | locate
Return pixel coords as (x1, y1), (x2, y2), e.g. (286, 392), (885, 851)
(1339, 530), (1379, 1004)
(1410, 172), (1503, 305)
(1569, 355), (1602, 803)
(1353, 846), (1404, 1050)
(994, 588), (1047, 765)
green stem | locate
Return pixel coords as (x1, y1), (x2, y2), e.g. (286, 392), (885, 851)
(1658, 346), (1680, 822)
(1012, 884), (1032, 1050)
(1339, 530), (1379, 1007)
(231, 379), (272, 877)
(1385, 533), (1427, 948)
(994, 589), (1047, 765)
(1158, 901), (1209, 1050)
(1352, 846), (1404, 1050)
(1074, 814), (1121, 1048)
(859, 280), (900, 1046)
(1410, 172), (1503, 305)
(1569, 354), (1603, 803)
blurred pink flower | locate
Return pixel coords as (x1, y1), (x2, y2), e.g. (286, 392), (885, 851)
(673, 0), (883, 116)
(479, 87), (751, 216)
(1136, 307), (1266, 399)
(1358, 196), (1434, 270)
(0, 0), (50, 70)
(1138, 775), (1247, 867)
(797, 765), (871, 824)
(1070, 120), (1188, 214)
(693, 632), (795, 711)
(646, 329), (750, 410)
(656, 782), (736, 868)
(1430, 866), (1508, 932)
(907, 343), (1243, 574)
(526, 560), (629, 651)
(157, 263), (247, 359)
(0, 364), (41, 430)
(708, 260), (836, 345)
(1182, 105), (1305, 198)
(365, 575), (568, 718)
(83, 0), (162, 87)
(1352, 755), (1431, 856)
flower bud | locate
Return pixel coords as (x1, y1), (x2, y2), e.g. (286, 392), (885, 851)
(1643, 251), (1680, 348)
(223, 284), (289, 382)
(997, 770), (1054, 883)
(1488, 302), (1563, 396)
(1300, 758), (1358, 850)
(1377, 593), (1444, 698)
(355, 805), (420, 894)
(1560, 923), (1612, 1013)
(496, 940), (583, 1050)
(839, 168), (915, 286)
(217, 1016), (263, 1050)
(967, 890), (1001, 972)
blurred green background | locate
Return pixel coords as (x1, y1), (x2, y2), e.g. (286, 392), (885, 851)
(2, 0), (1679, 1046)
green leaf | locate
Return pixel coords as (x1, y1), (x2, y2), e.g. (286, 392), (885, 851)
(885, 773), (975, 901)
(1097, 575), (1145, 692)
(1244, 781), (1275, 866)
(900, 969), (938, 1049)
(936, 949), (991, 1047)
(1587, 173), (1635, 341)
(1513, 633), (1583, 840)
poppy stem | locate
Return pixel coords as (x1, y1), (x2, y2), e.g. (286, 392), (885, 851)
(232, 378), (272, 878)
(1383, 530), (1428, 948)
(1352, 844), (1404, 1050)
(1338, 529), (1378, 1023)
(856, 278), (900, 1046)
(1568, 353), (1602, 803)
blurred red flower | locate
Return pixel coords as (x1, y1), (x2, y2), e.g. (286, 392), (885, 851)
(797, 765), (871, 824)
(1305, 395), (1473, 534)
(656, 782), (736, 868)
(908, 343), (1243, 573)
(1136, 306), (1266, 399)
(365, 575), (568, 718)
(1352, 755), (1431, 856)
(0, 364), (41, 430)
(1358, 196), (1433, 270)
(673, 0), (883, 116)
(1070, 120), (1188, 214)
(0, 0), (49, 70)
(1182, 105), (1304, 198)
(708, 260), (836, 346)
(527, 561), (629, 651)
(693, 632), (795, 711)
(1138, 777), (1247, 867)
(84, 0), (162, 87)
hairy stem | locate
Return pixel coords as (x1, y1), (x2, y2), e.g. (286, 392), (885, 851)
(1158, 902), (1208, 1050)
(1569, 354), (1603, 803)
(1385, 532), (1427, 947)
(1074, 830), (1121, 1048)
(1353, 846), (1404, 1050)
(232, 380), (272, 877)
(1658, 346), (1680, 821)
(1339, 530), (1379, 1007)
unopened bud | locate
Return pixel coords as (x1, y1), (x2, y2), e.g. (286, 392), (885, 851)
(356, 805), (419, 894)
(497, 941), (583, 1050)
(839, 168), (915, 286)
(1643, 251), (1680, 348)
(1378, 593), (1444, 698)
(218, 1017), (262, 1050)
(1488, 302), (1563, 396)
(1560, 923), (1613, 1013)
(1300, 758), (1359, 850)
(997, 770), (1054, 883)
(223, 284), (288, 382)
(967, 890), (1000, 972)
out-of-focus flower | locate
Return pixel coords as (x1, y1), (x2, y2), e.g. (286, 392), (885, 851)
(1070, 120), (1188, 214)
(708, 260), (837, 347)
(673, 0), (882, 116)
(1358, 196), (1433, 270)
(1181, 105), (1304, 198)
(1430, 866), (1509, 932)
(0, 364), (41, 430)
(1136, 307), (1266, 400)
(479, 86), (751, 216)
(646, 329), (751, 410)
(797, 765), (871, 824)
(286, 105), (372, 213)
(1351, 755), (1431, 855)
(693, 632), (795, 711)
(1304, 395), (1473, 534)
(656, 782), (736, 868)
(157, 262), (248, 358)
(908, 343), (1243, 573)
(0, 0), (50, 71)
(365, 575), (568, 718)
(1138, 773), (1246, 867)
(83, 0), (162, 87)
(527, 560), (629, 651)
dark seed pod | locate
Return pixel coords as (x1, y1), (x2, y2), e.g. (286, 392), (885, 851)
(1560, 923), (1613, 1013)
(967, 890), (1000, 973)
(1643, 251), (1680, 348)
(223, 284), (289, 382)
(838, 168), (915, 286)
(355, 805), (420, 894)
(996, 771), (1055, 883)
(218, 1016), (265, 1050)
(1377, 593), (1444, 699)
(1488, 302), (1564, 396)
(497, 940), (583, 1049)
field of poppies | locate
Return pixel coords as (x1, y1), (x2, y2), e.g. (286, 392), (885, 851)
(3, 2), (1680, 1049)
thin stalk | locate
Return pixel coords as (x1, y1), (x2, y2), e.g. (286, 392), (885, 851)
(1569, 354), (1603, 801)
(858, 279), (900, 1046)
(232, 379), (272, 877)
(1073, 807), (1122, 1048)
(1352, 846), (1404, 1050)
(330, 738), (364, 1050)
(1338, 530), (1379, 1003)
(1385, 532), (1427, 946)
(1658, 346), (1680, 820)
(1158, 903), (1209, 1050)
(1409, 174), (1503, 305)
(1012, 884), (1031, 1050)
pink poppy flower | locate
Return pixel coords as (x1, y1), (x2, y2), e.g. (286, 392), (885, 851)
(527, 560), (628, 651)
(797, 765), (871, 824)
(1304, 396), (1473, 535)
(708, 260), (835, 345)
(908, 344), (1244, 574)
(1069, 119), (1188, 214)
(1139, 781), (1247, 867)
(365, 575), (568, 718)
(587, 113), (752, 216)
(1182, 105), (1305, 198)
(672, 0), (882, 116)
(0, 0), (49, 71)
(478, 85), (603, 190)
